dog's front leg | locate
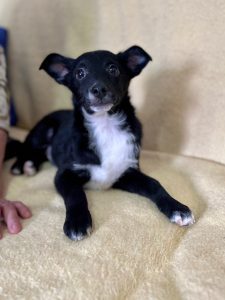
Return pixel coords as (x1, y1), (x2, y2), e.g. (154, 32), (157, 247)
(113, 168), (195, 226)
(55, 168), (92, 240)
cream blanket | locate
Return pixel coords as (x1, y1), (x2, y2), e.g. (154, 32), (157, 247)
(0, 1), (225, 299)
(1, 138), (225, 299)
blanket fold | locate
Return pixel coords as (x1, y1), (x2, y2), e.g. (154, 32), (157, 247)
(1, 131), (225, 299)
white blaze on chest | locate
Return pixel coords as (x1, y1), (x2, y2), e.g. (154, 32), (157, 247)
(74, 110), (138, 190)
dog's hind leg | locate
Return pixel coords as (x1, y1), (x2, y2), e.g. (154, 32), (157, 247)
(11, 138), (48, 176)
(11, 146), (47, 176)
(11, 117), (58, 176)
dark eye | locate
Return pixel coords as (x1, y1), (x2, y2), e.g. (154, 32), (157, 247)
(75, 68), (87, 80)
(107, 64), (120, 77)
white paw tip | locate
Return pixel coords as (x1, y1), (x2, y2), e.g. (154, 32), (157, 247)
(87, 227), (93, 236)
(70, 231), (85, 241)
(170, 211), (195, 226)
(23, 161), (37, 176)
(70, 227), (92, 241)
(11, 167), (21, 175)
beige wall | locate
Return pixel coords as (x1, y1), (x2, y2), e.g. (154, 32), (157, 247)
(0, 0), (225, 164)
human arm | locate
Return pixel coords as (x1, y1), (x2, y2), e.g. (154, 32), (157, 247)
(0, 129), (32, 239)
(0, 46), (31, 239)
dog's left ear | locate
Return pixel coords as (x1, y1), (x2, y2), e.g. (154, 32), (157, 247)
(118, 45), (152, 77)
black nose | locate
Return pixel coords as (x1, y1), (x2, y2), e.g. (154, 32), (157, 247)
(90, 84), (108, 99)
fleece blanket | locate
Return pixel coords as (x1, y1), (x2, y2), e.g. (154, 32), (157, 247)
(1, 129), (225, 299)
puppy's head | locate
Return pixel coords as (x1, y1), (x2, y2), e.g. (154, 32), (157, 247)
(40, 46), (151, 114)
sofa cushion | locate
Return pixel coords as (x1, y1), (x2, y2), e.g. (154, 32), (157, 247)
(1, 0), (225, 164)
(1, 128), (225, 299)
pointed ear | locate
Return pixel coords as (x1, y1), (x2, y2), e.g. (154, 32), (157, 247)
(118, 45), (152, 77)
(39, 53), (74, 84)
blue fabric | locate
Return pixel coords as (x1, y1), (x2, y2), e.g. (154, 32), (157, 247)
(0, 27), (17, 126)
(0, 28), (8, 49)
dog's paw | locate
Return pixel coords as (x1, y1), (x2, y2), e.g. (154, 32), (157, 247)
(11, 160), (37, 176)
(169, 202), (195, 227)
(158, 197), (195, 226)
(170, 210), (195, 226)
(63, 210), (93, 241)
(23, 161), (37, 176)
(11, 160), (24, 175)
(11, 166), (23, 175)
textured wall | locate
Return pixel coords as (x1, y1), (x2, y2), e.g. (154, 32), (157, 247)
(0, 0), (225, 164)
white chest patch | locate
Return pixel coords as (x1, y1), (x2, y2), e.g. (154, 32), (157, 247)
(73, 110), (138, 190)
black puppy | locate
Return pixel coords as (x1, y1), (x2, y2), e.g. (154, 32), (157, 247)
(11, 46), (195, 240)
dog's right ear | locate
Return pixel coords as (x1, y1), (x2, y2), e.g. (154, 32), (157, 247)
(39, 53), (74, 85)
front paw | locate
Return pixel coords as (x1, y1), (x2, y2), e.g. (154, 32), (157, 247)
(170, 209), (195, 226)
(159, 197), (195, 226)
(63, 209), (93, 241)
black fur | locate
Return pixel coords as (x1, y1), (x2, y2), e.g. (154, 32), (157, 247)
(7, 46), (194, 240)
